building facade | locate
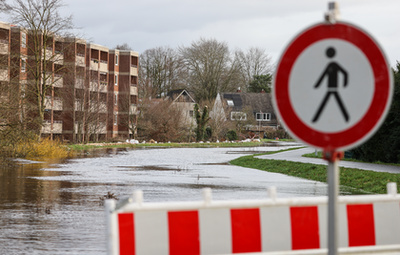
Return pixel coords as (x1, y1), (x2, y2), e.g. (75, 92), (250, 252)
(211, 91), (279, 137)
(0, 21), (139, 142)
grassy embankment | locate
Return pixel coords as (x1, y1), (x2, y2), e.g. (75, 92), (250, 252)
(230, 148), (400, 195)
(11, 138), (289, 160)
(68, 139), (294, 151)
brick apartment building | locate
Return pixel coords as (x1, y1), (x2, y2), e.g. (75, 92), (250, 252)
(0, 21), (139, 142)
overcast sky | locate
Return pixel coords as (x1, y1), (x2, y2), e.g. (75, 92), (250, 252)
(62, 0), (399, 67)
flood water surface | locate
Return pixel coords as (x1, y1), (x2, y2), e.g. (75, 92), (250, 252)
(0, 145), (327, 254)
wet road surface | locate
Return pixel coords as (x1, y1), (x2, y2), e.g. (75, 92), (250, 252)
(257, 147), (400, 173)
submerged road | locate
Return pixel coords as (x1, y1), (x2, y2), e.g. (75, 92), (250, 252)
(257, 147), (400, 174)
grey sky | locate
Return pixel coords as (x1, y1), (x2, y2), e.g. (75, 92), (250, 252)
(63, 0), (399, 67)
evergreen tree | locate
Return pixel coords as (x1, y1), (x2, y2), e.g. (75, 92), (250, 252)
(248, 74), (272, 93)
(194, 104), (210, 141)
(351, 62), (400, 163)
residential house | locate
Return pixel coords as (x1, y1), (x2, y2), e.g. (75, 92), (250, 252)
(166, 89), (196, 128)
(211, 91), (278, 137)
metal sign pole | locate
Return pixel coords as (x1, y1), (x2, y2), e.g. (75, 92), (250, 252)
(327, 155), (340, 255)
(324, 4), (341, 254)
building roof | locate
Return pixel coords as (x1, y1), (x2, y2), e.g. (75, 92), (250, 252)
(167, 89), (196, 103)
(221, 92), (273, 113)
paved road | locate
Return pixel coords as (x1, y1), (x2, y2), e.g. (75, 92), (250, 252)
(257, 147), (400, 174)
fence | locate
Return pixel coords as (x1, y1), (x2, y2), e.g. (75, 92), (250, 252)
(105, 183), (400, 255)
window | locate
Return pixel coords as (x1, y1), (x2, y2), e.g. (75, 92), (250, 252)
(21, 32), (26, 48)
(115, 74), (118, 85)
(114, 94), (118, 105)
(21, 59), (26, 72)
(115, 54), (118, 65)
(231, 111), (247, 121)
(256, 112), (271, 121)
(114, 114), (117, 125)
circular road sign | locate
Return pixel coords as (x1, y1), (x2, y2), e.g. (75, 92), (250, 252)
(273, 21), (393, 151)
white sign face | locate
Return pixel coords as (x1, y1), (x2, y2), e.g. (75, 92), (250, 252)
(289, 39), (374, 133)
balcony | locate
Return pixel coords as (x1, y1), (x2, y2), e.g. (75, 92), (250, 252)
(99, 122), (107, 134)
(53, 76), (63, 87)
(99, 60), (108, 72)
(74, 122), (84, 134)
(43, 49), (53, 61)
(99, 82), (107, 93)
(44, 97), (63, 110)
(42, 121), (63, 134)
(130, 85), (137, 95)
(53, 121), (63, 133)
(45, 97), (51, 110)
(75, 55), (85, 66)
(130, 65), (138, 76)
(99, 102), (107, 113)
(74, 100), (83, 111)
(89, 81), (98, 91)
(54, 52), (63, 65)
(75, 78), (84, 89)
(0, 69), (8, 81)
(53, 98), (63, 110)
(90, 59), (99, 70)
(0, 40), (8, 54)
(130, 105), (137, 114)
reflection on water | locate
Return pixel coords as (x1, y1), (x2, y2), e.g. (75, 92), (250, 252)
(0, 145), (325, 254)
(0, 149), (129, 255)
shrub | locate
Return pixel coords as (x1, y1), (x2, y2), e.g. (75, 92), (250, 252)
(226, 130), (238, 141)
(14, 138), (74, 160)
(205, 127), (212, 140)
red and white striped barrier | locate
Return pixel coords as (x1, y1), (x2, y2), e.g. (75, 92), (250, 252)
(105, 183), (400, 255)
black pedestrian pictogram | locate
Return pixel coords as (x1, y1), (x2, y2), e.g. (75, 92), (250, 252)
(312, 47), (349, 123)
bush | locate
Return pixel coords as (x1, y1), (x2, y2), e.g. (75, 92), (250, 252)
(205, 127), (212, 140)
(14, 138), (74, 160)
(226, 130), (238, 141)
(263, 127), (291, 139)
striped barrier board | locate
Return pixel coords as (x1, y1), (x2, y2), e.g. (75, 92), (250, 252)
(105, 184), (400, 255)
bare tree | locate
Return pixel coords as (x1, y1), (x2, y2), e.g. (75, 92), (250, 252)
(137, 99), (185, 142)
(139, 46), (185, 99)
(73, 69), (108, 143)
(235, 47), (273, 91)
(179, 38), (239, 103)
(114, 43), (132, 51)
(0, 0), (74, 138)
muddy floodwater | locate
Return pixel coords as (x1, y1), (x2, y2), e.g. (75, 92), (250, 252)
(0, 144), (327, 254)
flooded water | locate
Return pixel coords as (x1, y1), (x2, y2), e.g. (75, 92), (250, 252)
(0, 145), (327, 254)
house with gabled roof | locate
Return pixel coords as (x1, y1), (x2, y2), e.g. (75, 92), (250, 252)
(166, 89), (196, 127)
(211, 91), (279, 137)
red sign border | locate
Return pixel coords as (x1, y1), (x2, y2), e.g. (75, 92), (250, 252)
(273, 22), (393, 151)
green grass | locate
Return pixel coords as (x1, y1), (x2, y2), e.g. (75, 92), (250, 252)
(68, 139), (296, 151)
(230, 152), (400, 195)
(303, 151), (400, 166)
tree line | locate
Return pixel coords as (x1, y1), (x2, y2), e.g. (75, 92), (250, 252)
(138, 38), (273, 103)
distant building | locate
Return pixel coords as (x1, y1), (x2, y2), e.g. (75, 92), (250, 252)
(211, 91), (278, 137)
(0, 21), (139, 142)
(166, 89), (196, 128)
